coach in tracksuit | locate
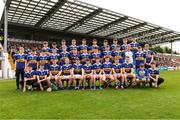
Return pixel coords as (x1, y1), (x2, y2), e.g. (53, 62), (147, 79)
(14, 47), (27, 89)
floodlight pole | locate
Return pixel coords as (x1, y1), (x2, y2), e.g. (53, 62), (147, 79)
(4, 0), (8, 53)
(2, 0), (8, 79)
(170, 41), (173, 60)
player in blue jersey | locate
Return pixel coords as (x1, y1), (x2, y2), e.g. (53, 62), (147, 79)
(78, 39), (88, 53)
(60, 45), (70, 65)
(112, 45), (125, 64)
(101, 39), (109, 51)
(91, 47), (102, 63)
(80, 47), (91, 65)
(42, 41), (51, 55)
(36, 63), (50, 91)
(59, 39), (67, 52)
(60, 58), (74, 89)
(148, 62), (164, 88)
(47, 60), (61, 91)
(93, 57), (103, 90)
(144, 44), (155, 69)
(70, 48), (80, 64)
(136, 64), (150, 87)
(122, 56), (136, 87)
(82, 59), (94, 90)
(23, 65), (36, 92)
(130, 36), (139, 53)
(121, 38), (128, 51)
(111, 38), (119, 51)
(134, 46), (146, 69)
(113, 58), (124, 89)
(68, 39), (78, 52)
(89, 39), (99, 53)
(14, 47), (27, 89)
(38, 50), (50, 70)
(49, 49), (60, 64)
(102, 57), (114, 88)
(102, 45), (112, 61)
(72, 58), (83, 90)
(50, 42), (59, 53)
(27, 49), (38, 71)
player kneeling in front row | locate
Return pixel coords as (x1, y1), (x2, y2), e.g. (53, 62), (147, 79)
(136, 64), (150, 88)
(36, 64), (50, 91)
(82, 59), (94, 90)
(47, 60), (62, 91)
(102, 57), (115, 88)
(113, 58), (125, 89)
(148, 62), (164, 88)
(23, 65), (36, 92)
(93, 58), (103, 90)
(73, 58), (83, 90)
(123, 56), (136, 88)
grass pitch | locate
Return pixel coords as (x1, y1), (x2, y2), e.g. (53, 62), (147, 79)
(0, 71), (180, 119)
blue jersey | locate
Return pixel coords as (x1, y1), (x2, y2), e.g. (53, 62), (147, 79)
(49, 54), (60, 61)
(148, 68), (159, 78)
(144, 50), (154, 64)
(83, 64), (93, 74)
(27, 55), (38, 70)
(91, 52), (102, 61)
(102, 62), (113, 74)
(42, 47), (51, 54)
(24, 70), (35, 78)
(14, 53), (27, 69)
(121, 44), (128, 51)
(135, 52), (146, 67)
(113, 63), (122, 73)
(68, 45), (78, 52)
(61, 64), (72, 75)
(36, 69), (48, 77)
(80, 53), (91, 64)
(93, 63), (102, 74)
(136, 68), (149, 78)
(112, 51), (125, 64)
(122, 63), (134, 73)
(69, 53), (80, 63)
(78, 45), (88, 51)
(73, 64), (83, 74)
(102, 51), (112, 58)
(49, 64), (60, 76)
(130, 42), (139, 53)
(50, 48), (60, 53)
(111, 44), (118, 51)
(38, 55), (49, 69)
(60, 52), (70, 65)
(88, 45), (100, 51)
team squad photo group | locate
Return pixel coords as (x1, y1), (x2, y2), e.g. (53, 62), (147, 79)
(14, 37), (164, 92)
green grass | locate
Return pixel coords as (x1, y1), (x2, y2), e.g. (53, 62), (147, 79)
(0, 71), (180, 119)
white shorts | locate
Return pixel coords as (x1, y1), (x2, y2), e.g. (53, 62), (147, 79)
(62, 75), (70, 79)
(74, 74), (82, 79)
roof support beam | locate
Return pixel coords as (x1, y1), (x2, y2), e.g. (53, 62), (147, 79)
(0, 0), (11, 29)
(35, 0), (67, 27)
(105, 22), (147, 37)
(121, 27), (161, 39)
(87, 16), (128, 34)
(140, 31), (173, 40)
(63, 8), (103, 32)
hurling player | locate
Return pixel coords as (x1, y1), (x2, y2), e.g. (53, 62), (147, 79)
(144, 44), (155, 69)
(93, 58), (103, 90)
(122, 56), (136, 87)
(113, 58), (124, 89)
(134, 46), (146, 69)
(23, 65), (36, 92)
(27, 49), (38, 71)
